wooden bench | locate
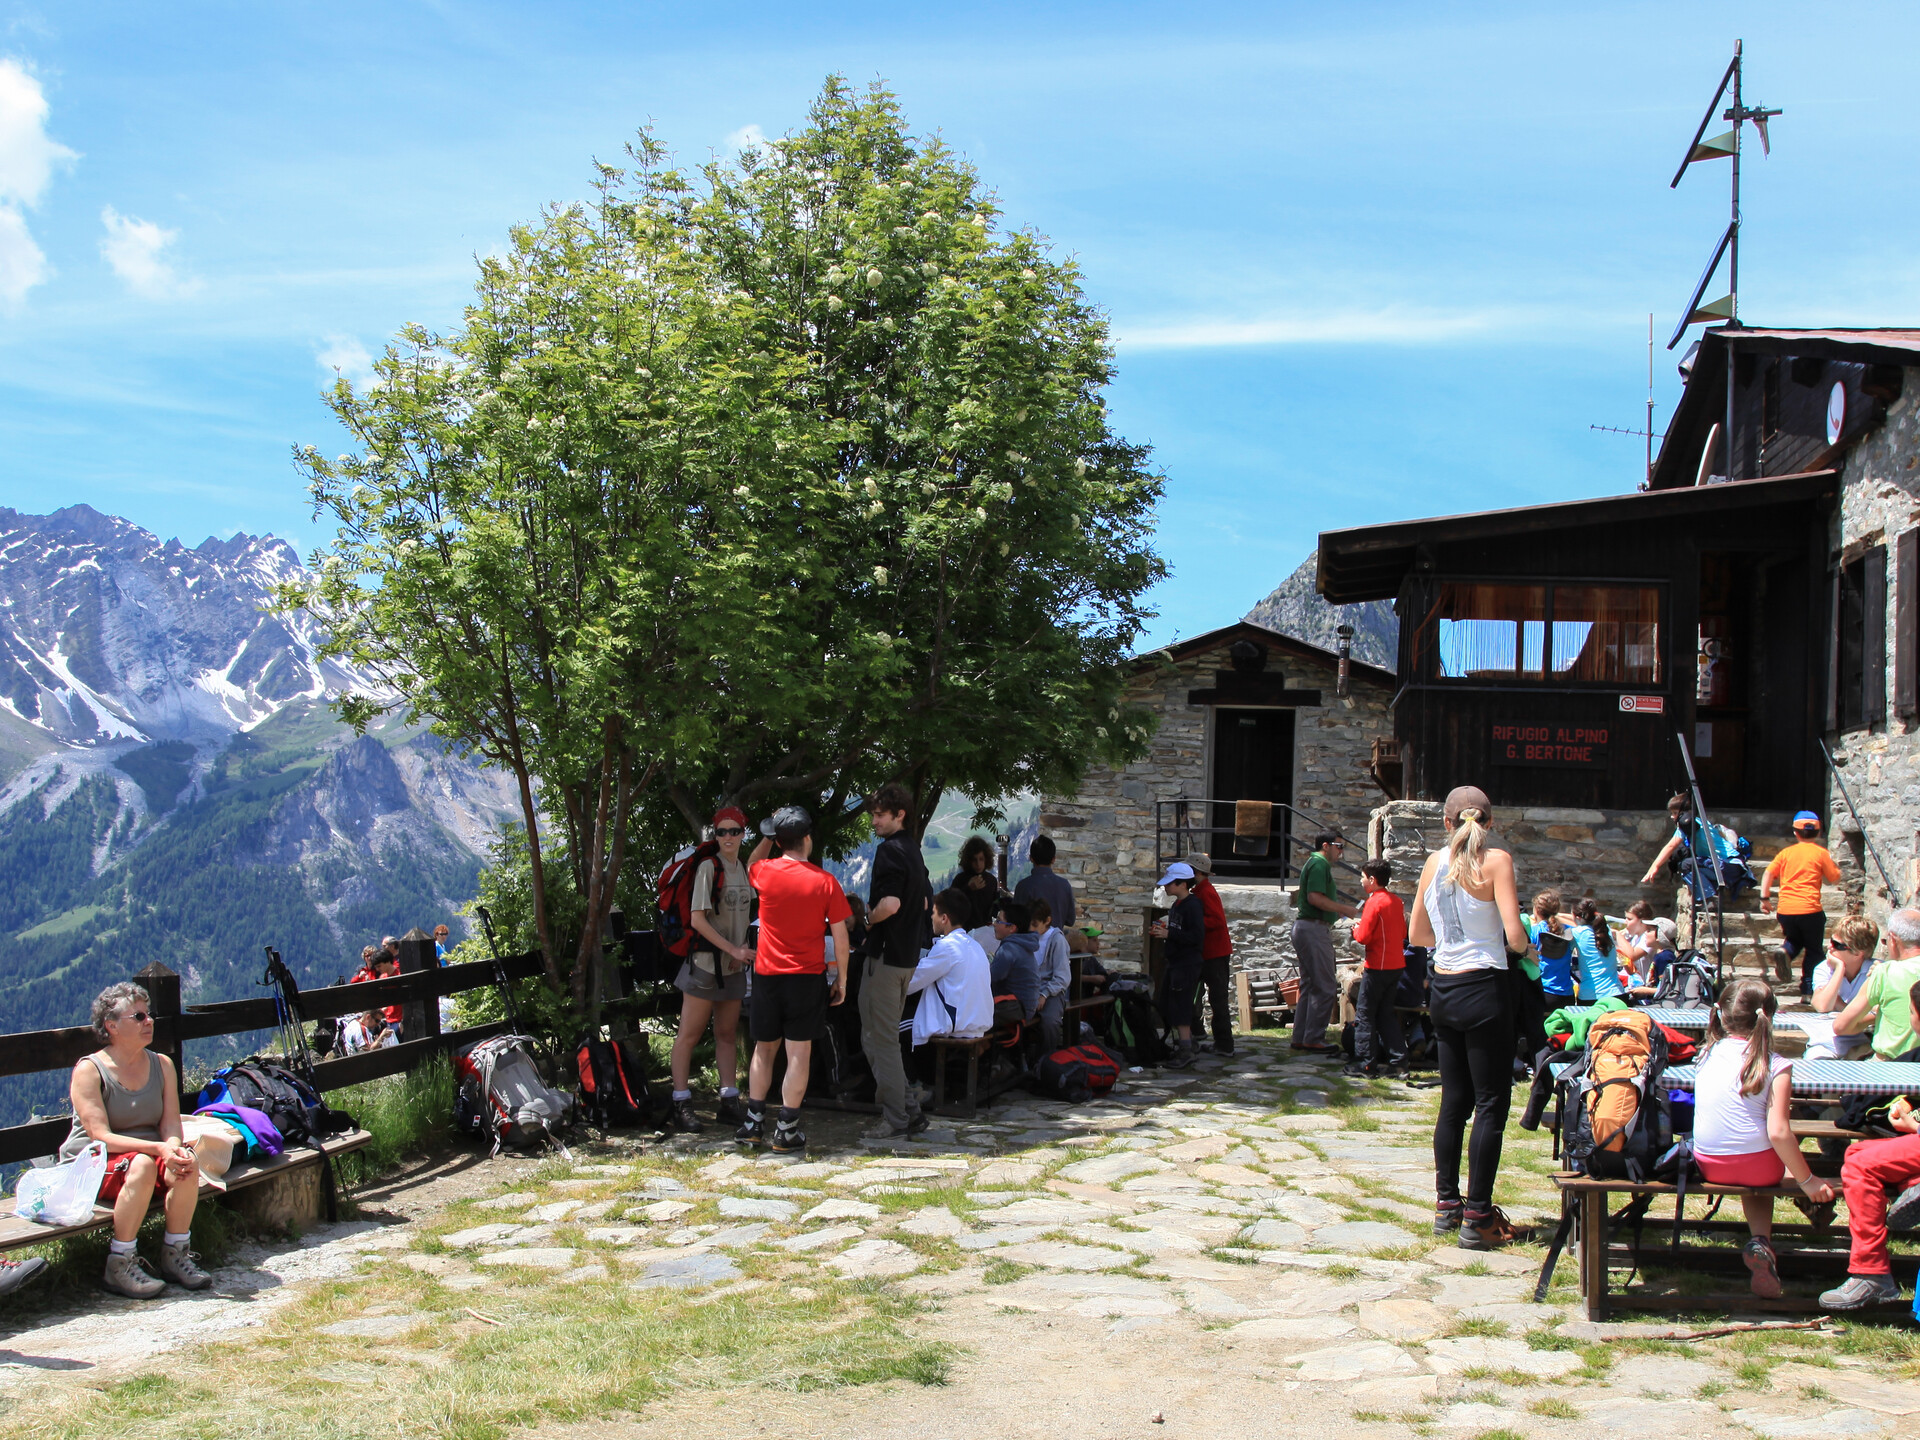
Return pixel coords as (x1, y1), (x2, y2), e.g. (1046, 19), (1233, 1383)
(1235, 968), (1299, 1031)
(0, 1129), (374, 1254)
(925, 1035), (1031, 1118)
(1544, 1171), (1914, 1321)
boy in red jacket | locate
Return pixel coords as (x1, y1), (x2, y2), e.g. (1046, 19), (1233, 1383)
(1345, 859), (1407, 1078)
(1187, 853), (1236, 1056)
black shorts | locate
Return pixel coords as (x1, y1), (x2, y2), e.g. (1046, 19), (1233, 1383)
(749, 970), (829, 1043)
(1777, 911), (1826, 958)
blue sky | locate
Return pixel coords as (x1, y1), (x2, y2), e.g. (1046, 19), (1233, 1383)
(4, 2), (1919, 646)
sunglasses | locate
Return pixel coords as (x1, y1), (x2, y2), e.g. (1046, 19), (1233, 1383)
(714, 827), (746, 837)
(1829, 940), (1857, 953)
(116, 1011), (153, 1025)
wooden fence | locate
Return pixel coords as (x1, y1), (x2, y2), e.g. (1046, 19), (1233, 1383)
(0, 928), (544, 1168)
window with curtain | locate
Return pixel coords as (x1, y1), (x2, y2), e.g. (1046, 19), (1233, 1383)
(1425, 582), (1661, 685)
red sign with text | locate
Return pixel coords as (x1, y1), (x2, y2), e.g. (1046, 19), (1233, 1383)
(1619, 695), (1664, 714)
(1491, 723), (1611, 769)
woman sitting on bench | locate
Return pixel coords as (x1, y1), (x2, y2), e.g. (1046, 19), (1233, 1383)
(1693, 978), (1833, 1299)
(61, 982), (212, 1298)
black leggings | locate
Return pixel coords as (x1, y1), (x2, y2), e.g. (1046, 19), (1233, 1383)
(1777, 911), (1826, 988)
(1430, 968), (1514, 1211)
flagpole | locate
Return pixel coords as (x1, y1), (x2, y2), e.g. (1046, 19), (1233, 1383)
(1725, 40), (1740, 478)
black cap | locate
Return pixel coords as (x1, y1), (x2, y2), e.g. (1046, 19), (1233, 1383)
(761, 804), (812, 849)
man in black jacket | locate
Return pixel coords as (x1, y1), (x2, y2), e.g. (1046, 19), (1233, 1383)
(1149, 861), (1205, 1069)
(859, 783), (932, 1139)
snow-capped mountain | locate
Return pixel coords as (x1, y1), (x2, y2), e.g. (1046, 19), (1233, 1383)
(0, 504), (361, 747)
(0, 506), (522, 1133)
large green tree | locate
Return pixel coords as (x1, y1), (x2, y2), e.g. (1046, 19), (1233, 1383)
(659, 78), (1166, 844)
(284, 78), (1164, 1020)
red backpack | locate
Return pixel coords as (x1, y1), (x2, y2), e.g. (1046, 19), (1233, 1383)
(655, 841), (723, 959)
(1034, 1044), (1122, 1103)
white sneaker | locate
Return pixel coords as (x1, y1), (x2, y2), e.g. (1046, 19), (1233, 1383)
(1819, 1274), (1900, 1311)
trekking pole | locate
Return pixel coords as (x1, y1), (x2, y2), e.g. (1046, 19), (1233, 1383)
(1818, 739), (1905, 903)
(261, 946), (317, 1082)
(471, 905), (529, 1035)
(1673, 732), (1727, 973)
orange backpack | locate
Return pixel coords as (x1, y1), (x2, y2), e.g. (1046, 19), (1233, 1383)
(1560, 1009), (1673, 1179)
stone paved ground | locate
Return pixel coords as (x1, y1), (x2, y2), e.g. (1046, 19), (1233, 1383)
(5, 1035), (1916, 1438)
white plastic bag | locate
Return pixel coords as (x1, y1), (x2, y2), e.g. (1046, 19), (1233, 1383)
(14, 1140), (108, 1226)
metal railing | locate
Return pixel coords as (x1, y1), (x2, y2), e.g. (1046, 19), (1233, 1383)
(1152, 798), (1365, 887)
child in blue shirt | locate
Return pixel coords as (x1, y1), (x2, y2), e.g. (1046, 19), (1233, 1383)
(1524, 889), (1576, 1002)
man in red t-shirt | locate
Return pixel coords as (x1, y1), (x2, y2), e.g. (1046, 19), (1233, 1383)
(1344, 858), (1408, 1078)
(739, 804), (850, 1152)
(1186, 854), (1236, 1056)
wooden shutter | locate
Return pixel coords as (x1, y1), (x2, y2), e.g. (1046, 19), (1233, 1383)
(1866, 544), (1888, 728)
(1826, 567), (1842, 735)
(1898, 530), (1918, 717)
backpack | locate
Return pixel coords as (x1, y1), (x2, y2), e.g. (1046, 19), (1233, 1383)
(655, 842), (724, 960)
(1033, 1044), (1121, 1103)
(1652, 950), (1718, 1010)
(573, 1035), (661, 1130)
(1103, 980), (1171, 1066)
(1556, 1010), (1672, 1181)
(199, 1059), (353, 1148)
(455, 1034), (574, 1155)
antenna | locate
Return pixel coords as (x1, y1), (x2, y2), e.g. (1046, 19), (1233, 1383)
(1590, 315), (1659, 486)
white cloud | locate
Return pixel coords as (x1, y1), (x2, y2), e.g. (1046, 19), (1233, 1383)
(315, 333), (375, 389)
(100, 205), (197, 298)
(725, 123), (768, 154)
(0, 203), (45, 301)
(0, 57), (75, 304)
(1116, 305), (1535, 349)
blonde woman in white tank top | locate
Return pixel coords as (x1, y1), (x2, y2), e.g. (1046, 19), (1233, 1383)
(1408, 786), (1529, 1252)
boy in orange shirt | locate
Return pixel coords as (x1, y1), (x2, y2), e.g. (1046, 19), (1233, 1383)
(1759, 811), (1842, 1000)
(1344, 859), (1408, 1078)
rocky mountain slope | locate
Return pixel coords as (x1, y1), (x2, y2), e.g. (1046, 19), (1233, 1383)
(0, 506), (520, 1128)
(1245, 552), (1399, 670)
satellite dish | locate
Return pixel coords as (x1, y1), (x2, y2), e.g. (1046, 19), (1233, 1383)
(1826, 381), (1846, 445)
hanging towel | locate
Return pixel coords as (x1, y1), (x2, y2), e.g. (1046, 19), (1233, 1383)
(1234, 799), (1272, 856)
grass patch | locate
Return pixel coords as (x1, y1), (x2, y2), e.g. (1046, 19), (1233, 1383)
(1448, 1317), (1511, 1338)
(1471, 1430), (1527, 1440)
(1833, 1324), (1920, 1366)
(9, 1258), (949, 1439)
(1462, 1368), (1537, 1387)
(1696, 1378), (1727, 1398)
(983, 1259), (1030, 1285)
(1325, 1261), (1362, 1280)
(1352, 1410), (1392, 1423)
(1528, 1398), (1580, 1419)
(1460, 1258), (1491, 1276)
(331, 1057), (455, 1190)
(1735, 1359), (1772, 1388)
(1799, 1384), (1832, 1401)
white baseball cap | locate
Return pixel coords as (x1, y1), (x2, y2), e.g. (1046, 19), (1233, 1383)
(1158, 861), (1196, 887)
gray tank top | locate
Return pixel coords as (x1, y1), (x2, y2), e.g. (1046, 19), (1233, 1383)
(60, 1051), (165, 1160)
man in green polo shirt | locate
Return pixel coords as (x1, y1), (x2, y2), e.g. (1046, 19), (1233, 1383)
(1291, 832), (1357, 1052)
(1834, 906), (1920, 1057)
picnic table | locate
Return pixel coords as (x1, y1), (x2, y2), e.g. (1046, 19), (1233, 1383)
(1542, 1054), (1920, 1318)
(1555, 1004), (1811, 1032)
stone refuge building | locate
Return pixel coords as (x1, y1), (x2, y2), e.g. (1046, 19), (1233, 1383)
(1038, 621), (1395, 973)
(1320, 325), (1920, 945)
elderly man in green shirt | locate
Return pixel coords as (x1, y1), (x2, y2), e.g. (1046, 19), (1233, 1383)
(1291, 832), (1358, 1052)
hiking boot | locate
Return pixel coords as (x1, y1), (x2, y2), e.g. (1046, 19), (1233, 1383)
(905, 1111), (930, 1138)
(159, 1240), (212, 1291)
(1886, 1182), (1920, 1233)
(1165, 1044), (1196, 1071)
(733, 1109), (766, 1146)
(862, 1121), (910, 1141)
(1433, 1200), (1464, 1237)
(714, 1096), (748, 1126)
(0, 1255), (47, 1298)
(1341, 1063), (1371, 1079)
(671, 1098), (704, 1134)
(769, 1119), (807, 1154)
(1742, 1236), (1783, 1299)
(1820, 1273), (1901, 1311)
(102, 1251), (166, 1299)
(1458, 1205), (1524, 1250)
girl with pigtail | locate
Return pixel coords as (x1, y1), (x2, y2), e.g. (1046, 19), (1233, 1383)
(1693, 977), (1834, 1297)
(1567, 896), (1627, 1003)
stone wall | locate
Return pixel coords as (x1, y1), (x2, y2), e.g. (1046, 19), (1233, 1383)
(1368, 798), (1796, 920)
(1038, 636), (1392, 969)
(1827, 364), (1920, 929)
